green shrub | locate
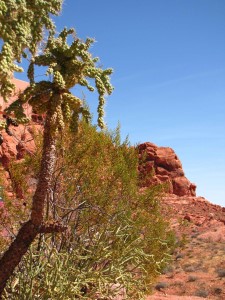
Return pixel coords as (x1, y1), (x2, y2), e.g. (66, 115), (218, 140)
(2, 122), (175, 299)
(155, 282), (168, 291)
(216, 269), (225, 278)
(187, 275), (198, 282)
(195, 289), (208, 298)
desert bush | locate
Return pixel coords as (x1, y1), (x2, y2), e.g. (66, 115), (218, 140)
(183, 265), (195, 273)
(1, 123), (175, 299)
(161, 265), (174, 274)
(187, 275), (198, 282)
(155, 282), (168, 291)
(216, 268), (225, 278)
(175, 253), (184, 260)
(213, 287), (222, 295)
(195, 289), (208, 298)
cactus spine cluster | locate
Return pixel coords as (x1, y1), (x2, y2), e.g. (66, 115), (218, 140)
(4, 28), (113, 133)
(0, 0), (63, 100)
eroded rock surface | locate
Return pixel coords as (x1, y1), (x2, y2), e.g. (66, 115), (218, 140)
(0, 79), (42, 168)
(138, 142), (196, 196)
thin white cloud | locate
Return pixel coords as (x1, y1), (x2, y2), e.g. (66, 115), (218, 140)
(114, 67), (225, 86)
(146, 68), (225, 90)
(156, 131), (225, 141)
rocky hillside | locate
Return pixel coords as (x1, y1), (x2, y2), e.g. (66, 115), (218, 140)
(137, 144), (225, 299)
(147, 194), (225, 300)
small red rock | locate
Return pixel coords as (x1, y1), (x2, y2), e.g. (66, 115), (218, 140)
(184, 214), (191, 222)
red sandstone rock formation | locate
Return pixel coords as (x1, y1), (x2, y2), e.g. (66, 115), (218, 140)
(0, 124), (39, 169)
(0, 78), (29, 111)
(138, 142), (196, 196)
(0, 79), (41, 169)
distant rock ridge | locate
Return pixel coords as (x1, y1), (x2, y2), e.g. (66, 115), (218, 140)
(138, 142), (196, 197)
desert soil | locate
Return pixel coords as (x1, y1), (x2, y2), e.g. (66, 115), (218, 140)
(147, 195), (225, 300)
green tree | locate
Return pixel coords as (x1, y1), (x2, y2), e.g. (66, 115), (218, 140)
(1, 123), (174, 299)
(0, 2), (113, 293)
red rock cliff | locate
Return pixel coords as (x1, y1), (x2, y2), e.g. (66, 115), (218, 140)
(0, 79), (41, 169)
(138, 142), (196, 196)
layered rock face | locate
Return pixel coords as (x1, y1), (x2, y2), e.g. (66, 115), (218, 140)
(138, 142), (196, 196)
(0, 79), (41, 169)
(0, 124), (39, 169)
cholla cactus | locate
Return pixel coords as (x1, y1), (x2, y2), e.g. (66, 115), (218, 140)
(0, 3), (113, 293)
(0, 0), (63, 100)
(5, 28), (113, 131)
(39, 28), (113, 129)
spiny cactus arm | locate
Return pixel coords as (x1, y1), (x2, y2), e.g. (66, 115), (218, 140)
(29, 30), (113, 129)
(0, 0), (63, 100)
(0, 119), (6, 131)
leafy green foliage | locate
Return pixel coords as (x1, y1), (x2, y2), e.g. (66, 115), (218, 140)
(0, 0), (63, 99)
(2, 123), (175, 299)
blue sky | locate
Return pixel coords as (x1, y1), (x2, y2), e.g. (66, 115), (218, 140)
(20, 1), (225, 206)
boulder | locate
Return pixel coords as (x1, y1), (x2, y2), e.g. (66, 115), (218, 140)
(138, 142), (196, 196)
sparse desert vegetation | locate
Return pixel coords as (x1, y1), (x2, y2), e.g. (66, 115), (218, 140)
(148, 195), (225, 299)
